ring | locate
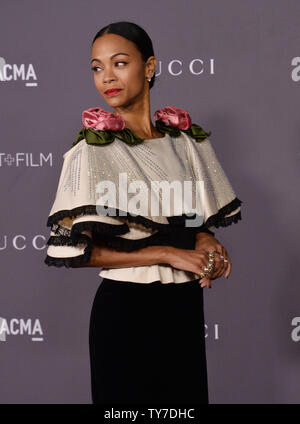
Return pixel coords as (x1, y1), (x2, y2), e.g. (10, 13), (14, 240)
(219, 255), (229, 263)
(199, 251), (216, 277)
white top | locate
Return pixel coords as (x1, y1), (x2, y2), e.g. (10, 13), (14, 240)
(45, 130), (242, 284)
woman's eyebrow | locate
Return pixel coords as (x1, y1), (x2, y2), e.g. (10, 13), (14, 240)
(90, 52), (130, 64)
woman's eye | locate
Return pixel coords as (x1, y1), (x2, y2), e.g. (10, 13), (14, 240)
(91, 62), (127, 72)
(115, 61), (127, 66)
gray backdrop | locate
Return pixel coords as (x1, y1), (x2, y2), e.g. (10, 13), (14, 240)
(0, 0), (299, 404)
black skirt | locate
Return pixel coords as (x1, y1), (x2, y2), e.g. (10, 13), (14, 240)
(89, 277), (209, 405)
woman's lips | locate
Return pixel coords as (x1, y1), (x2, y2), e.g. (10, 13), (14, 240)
(104, 89), (123, 96)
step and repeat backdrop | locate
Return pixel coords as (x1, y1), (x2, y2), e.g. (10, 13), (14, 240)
(0, 0), (299, 404)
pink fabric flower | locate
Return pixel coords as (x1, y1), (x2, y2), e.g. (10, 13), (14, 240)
(82, 107), (126, 131)
(153, 106), (192, 130)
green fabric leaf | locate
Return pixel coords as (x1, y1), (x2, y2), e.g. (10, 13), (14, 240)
(72, 120), (211, 147)
(182, 123), (212, 142)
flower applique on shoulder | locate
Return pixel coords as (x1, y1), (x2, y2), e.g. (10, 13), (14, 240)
(72, 105), (211, 147)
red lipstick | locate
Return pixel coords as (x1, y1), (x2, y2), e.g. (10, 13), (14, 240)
(104, 89), (123, 96)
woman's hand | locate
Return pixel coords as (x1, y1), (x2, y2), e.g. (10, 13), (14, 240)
(166, 246), (221, 280)
(195, 232), (232, 288)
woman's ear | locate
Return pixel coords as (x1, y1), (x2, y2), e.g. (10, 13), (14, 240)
(145, 56), (157, 78)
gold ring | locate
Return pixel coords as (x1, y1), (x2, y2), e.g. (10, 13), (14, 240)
(200, 252), (216, 277)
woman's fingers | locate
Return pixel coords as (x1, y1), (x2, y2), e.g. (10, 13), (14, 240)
(209, 251), (225, 279)
(217, 254), (227, 278)
(200, 275), (211, 288)
(199, 247), (232, 287)
(224, 251), (232, 278)
(212, 247), (232, 279)
(219, 246), (227, 278)
(221, 247), (231, 278)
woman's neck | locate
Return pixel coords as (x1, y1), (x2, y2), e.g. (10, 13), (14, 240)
(113, 99), (162, 139)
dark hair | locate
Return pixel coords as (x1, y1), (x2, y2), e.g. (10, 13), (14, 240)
(92, 21), (156, 89)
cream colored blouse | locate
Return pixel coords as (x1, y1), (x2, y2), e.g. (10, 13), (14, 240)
(45, 131), (242, 284)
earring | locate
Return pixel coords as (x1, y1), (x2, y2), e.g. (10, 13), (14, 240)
(147, 72), (154, 82)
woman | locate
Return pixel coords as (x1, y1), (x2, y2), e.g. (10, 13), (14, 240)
(44, 21), (242, 405)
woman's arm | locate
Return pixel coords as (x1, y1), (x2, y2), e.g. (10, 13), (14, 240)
(76, 241), (171, 268)
(74, 231), (231, 284)
(75, 238), (214, 279)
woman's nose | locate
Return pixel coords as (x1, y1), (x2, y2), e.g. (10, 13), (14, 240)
(103, 70), (116, 84)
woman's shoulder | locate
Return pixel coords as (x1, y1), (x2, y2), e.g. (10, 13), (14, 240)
(63, 136), (85, 159)
(153, 106), (211, 144)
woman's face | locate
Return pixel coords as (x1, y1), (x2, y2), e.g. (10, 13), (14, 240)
(91, 33), (154, 109)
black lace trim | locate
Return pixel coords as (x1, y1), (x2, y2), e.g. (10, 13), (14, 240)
(97, 230), (197, 252)
(204, 197), (243, 228)
(71, 220), (130, 236)
(50, 220), (130, 239)
(92, 225), (216, 252)
(44, 253), (92, 268)
(45, 234), (88, 246)
(45, 199), (241, 262)
(47, 197), (242, 234)
(47, 206), (130, 234)
(44, 233), (93, 268)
